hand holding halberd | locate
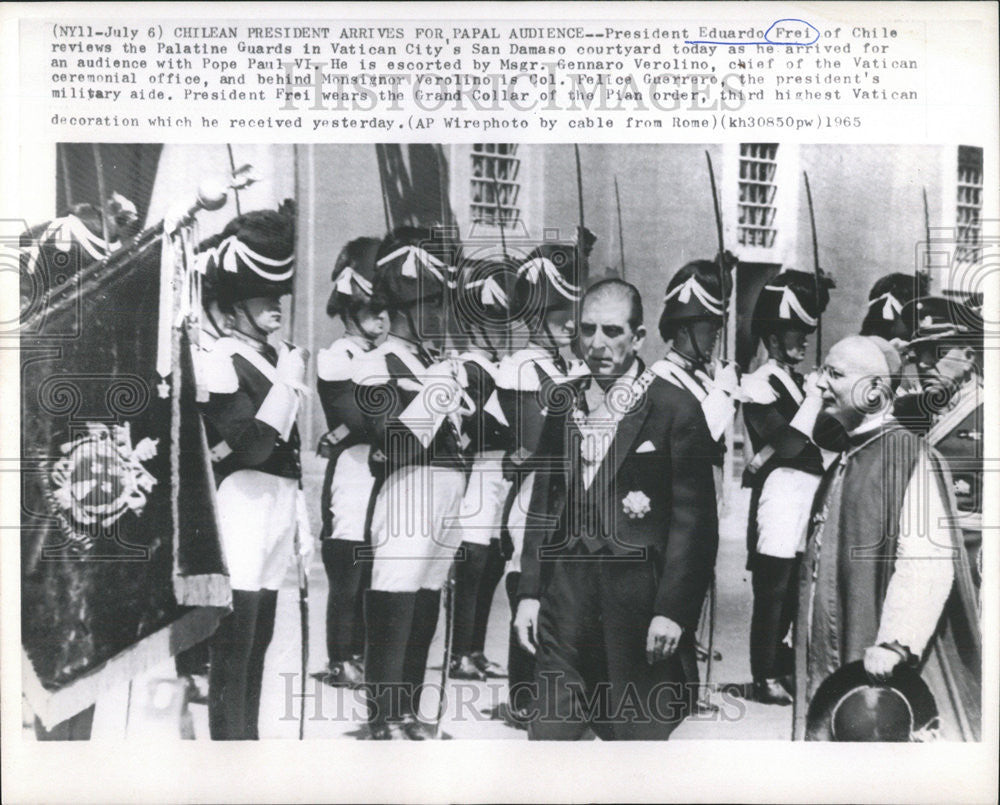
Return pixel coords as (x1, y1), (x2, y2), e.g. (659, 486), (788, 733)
(277, 346), (309, 388)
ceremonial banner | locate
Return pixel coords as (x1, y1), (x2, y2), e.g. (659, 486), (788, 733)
(20, 218), (230, 730)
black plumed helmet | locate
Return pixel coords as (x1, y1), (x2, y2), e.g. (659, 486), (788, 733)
(860, 272), (928, 339)
(454, 257), (515, 330)
(751, 268), (835, 342)
(212, 201), (296, 306)
(658, 252), (736, 341)
(371, 226), (456, 311)
(326, 236), (381, 318)
(511, 241), (583, 326)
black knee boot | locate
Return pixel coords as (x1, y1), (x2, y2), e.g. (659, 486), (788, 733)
(244, 589), (278, 739)
(471, 539), (506, 659)
(351, 554), (372, 661)
(451, 543), (489, 679)
(363, 589), (416, 738)
(208, 590), (261, 740)
(322, 539), (366, 686)
(505, 572), (534, 717)
(750, 555), (795, 705)
(401, 588), (441, 737)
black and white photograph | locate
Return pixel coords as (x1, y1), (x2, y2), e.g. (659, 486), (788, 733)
(13, 141), (986, 745)
(2, 2), (998, 802)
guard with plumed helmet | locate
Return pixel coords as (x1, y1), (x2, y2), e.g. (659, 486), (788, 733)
(740, 268), (835, 705)
(349, 226), (471, 739)
(197, 201), (314, 740)
(314, 236), (388, 689)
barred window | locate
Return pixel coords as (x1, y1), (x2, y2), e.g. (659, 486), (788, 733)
(738, 143), (778, 248)
(956, 145), (982, 264)
(470, 144), (521, 227)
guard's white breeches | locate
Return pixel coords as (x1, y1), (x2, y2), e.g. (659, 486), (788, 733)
(327, 444), (377, 542)
(453, 450), (510, 547)
(756, 467), (822, 558)
(216, 469), (300, 590)
(369, 464), (467, 592)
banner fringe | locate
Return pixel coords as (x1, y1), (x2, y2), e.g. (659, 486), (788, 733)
(23, 605), (226, 730)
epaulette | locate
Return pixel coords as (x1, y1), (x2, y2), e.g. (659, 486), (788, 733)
(497, 351), (540, 391)
(351, 346), (390, 387)
(740, 364), (780, 404)
(202, 339), (240, 395)
(741, 362), (803, 405)
(318, 338), (361, 382)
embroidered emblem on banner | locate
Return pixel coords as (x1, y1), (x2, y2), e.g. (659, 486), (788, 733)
(49, 423), (159, 537)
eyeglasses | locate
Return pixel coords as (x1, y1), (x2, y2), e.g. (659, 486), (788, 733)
(579, 322), (627, 339)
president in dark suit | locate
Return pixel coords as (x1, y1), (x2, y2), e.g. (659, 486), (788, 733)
(513, 279), (720, 740)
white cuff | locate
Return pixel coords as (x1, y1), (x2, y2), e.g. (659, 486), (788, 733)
(701, 388), (734, 441)
(256, 383), (299, 441)
(317, 348), (354, 381)
(789, 395), (823, 439)
(875, 573), (953, 656)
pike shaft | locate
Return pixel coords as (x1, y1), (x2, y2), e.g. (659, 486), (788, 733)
(704, 151), (728, 361)
(803, 171), (822, 364)
(574, 144), (585, 230)
(614, 176), (626, 279)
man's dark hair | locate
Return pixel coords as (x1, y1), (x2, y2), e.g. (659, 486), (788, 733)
(583, 278), (644, 333)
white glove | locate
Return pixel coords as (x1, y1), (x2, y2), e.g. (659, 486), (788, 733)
(296, 534), (316, 567)
(277, 346), (309, 391)
(803, 369), (822, 399)
(294, 488), (315, 567)
(712, 360), (742, 397)
(741, 372), (778, 404)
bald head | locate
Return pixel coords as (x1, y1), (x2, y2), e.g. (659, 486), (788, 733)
(828, 336), (891, 380)
(818, 335), (894, 429)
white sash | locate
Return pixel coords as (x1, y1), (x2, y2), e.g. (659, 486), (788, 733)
(760, 362), (805, 405)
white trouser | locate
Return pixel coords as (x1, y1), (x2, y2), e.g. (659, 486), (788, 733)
(369, 464), (467, 592)
(505, 470), (536, 575)
(756, 466), (822, 558)
(327, 444), (377, 542)
(453, 449), (511, 547)
(216, 469), (303, 590)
